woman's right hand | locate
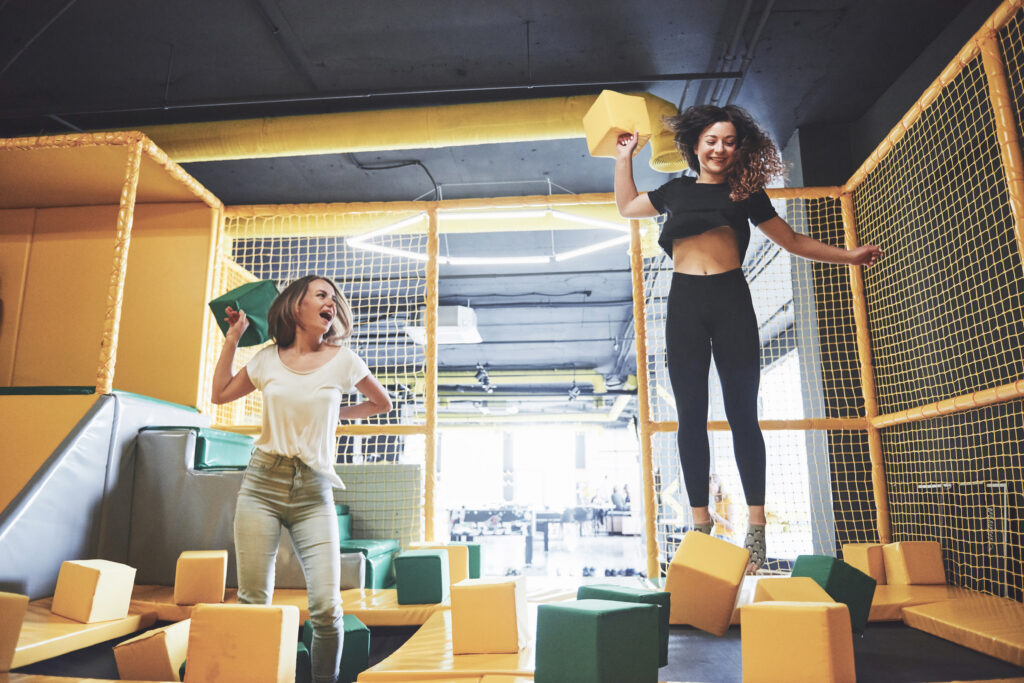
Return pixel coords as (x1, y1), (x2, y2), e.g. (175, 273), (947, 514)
(224, 306), (249, 343)
(615, 130), (640, 160)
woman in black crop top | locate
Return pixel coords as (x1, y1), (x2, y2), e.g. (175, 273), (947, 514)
(614, 104), (881, 573)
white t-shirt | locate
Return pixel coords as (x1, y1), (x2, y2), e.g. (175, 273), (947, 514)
(246, 344), (371, 488)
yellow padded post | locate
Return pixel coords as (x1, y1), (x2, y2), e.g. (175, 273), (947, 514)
(665, 531), (748, 635)
(174, 550), (228, 605)
(185, 603), (299, 683)
(753, 577), (835, 604)
(450, 577), (528, 655)
(883, 541), (946, 585)
(409, 542), (470, 585)
(843, 543), (887, 585)
(582, 90), (652, 158)
(113, 618), (190, 681)
(0, 591), (29, 672)
(741, 602), (855, 683)
(50, 559), (137, 624)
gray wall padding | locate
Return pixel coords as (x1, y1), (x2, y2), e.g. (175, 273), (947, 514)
(0, 392), (207, 599)
(128, 428), (309, 589)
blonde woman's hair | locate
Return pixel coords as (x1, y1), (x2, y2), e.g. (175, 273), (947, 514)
(268, 275), (353, 348)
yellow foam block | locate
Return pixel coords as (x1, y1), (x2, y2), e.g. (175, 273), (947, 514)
(902, 592), (1024, 667)
(868, 584), (975, 622)
(883, 541), (946, 585)
(185, 603), (299, 683)
(174, 550), (228, 605)
(0, 592), (29, 671)
(451, 577), (528, 655)
(409, 543), (470, 585)
(753, 577), (835, 604)
(113, 618), (190, 681)
(842, 543), (886, 585)
(741, 602), (855, 683)
(481, 677), (535, 682)
(665, 531), (748, 636)
(50, 559), (137, 623)
(582, 90), (652, 158)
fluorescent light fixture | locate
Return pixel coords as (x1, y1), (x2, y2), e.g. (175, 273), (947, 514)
(445, 255), (553, 266)
(554, 234), (631, 262)
(347, 241), (428, 261)
(347, 212), (427, 244)
(438, 209), (550, 221)
(550, 210), (629, 232)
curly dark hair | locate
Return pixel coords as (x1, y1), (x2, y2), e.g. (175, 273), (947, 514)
(663, 104), (784, 201)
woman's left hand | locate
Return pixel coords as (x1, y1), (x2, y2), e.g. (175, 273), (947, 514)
(849, 244), (882, 267)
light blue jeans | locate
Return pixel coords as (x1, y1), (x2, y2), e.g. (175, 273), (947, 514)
(234, 450), (342, 683)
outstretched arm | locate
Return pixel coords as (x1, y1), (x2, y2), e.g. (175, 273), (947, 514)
(758, 216), (882, 266)
(211, 306), (257, 404)
(614, 131), (660, 219)
(338, 374), (393, 420)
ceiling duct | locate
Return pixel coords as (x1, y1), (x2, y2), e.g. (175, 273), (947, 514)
(405, 305), (482, 345)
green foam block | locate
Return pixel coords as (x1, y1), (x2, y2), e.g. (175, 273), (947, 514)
(577, 583), (670, 667)
(792, 554), (877, 634)
(394, 549), (449, 604)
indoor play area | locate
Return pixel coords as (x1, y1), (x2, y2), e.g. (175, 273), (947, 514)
(2, 0), (1024, 682)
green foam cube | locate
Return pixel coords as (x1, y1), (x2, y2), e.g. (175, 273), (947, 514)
(301, 616), (369, 683)
(792, 554), (877, 633)
(452, 541), (483, 579)
(577, 584), (670, 667)
(395, 549), (449, 604)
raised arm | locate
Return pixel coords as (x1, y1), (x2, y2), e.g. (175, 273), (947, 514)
(757, 216), (882, 266)
(211, 306), (257, 404)
(338, 374), (393, 420)
(614, 131), (660, 219)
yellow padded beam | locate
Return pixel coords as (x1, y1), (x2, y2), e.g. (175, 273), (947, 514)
(741, 602), (855, 683)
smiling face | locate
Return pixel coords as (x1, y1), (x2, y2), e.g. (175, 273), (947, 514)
(296, 278), (337, 334)
(693, 120), (739, 182)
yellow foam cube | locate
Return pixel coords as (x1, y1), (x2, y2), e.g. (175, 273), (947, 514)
(883, 541), (946, 585)
(582, 89), (652, 158)
(451, 577), (529, 654)
(741, 601), (855, 683)
(409, 542), (469, 585)
(665, 531), (748, 636)
(0, 591), (29, 672)
(185, 603), (298, 683)
(843, 543), (887, 585)
(753, 577), (835, 604)
(50, 559), (136, 623)
(113, 619), (190, 681)
(174, 550), (228, 605)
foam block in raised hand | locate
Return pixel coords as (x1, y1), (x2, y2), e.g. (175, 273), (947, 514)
(0, 591), (29, 672)
(582, 90), (652, 158)
(208, 279), (278, 347)
(842, 543), (887, 585)
(535, 599), (659, 683)
(174, 550), (228, 605)
(409, 542), (470, 585)
(50, 559), (136, 623)
(792, 554), (876, 634)
(883, 541), (946, 585)
(753, 576), (835, 604)
(577, 583), (670, 667)
(741, 601), (855, 683)
(184, 603), (299, 683)
(664, 530), (748, 635)
(451, 577), (529, 655)
(113, 619), (190, 681)
(395, 549), (449, 604)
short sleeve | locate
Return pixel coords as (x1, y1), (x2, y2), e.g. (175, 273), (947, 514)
(244, 345), (274, 390)
(646, 181), (672, 214)
(338, 349), (371, 392)
(743, 189), (778, 225)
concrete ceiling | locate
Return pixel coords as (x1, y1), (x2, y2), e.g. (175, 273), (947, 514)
(0, 0), (998, 423)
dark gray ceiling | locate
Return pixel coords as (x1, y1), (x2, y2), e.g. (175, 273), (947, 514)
(0, 0), (996, 422)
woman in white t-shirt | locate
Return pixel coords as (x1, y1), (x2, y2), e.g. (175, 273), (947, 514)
(211, 275), (392, 683)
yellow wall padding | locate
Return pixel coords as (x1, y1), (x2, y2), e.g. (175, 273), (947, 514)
(902, 592), (1024, 667)
(116, 203), (218, 407)
(12, 206), (119, 387)
(124, 93), (682, 169)
(0, 394), (98, 512)
(11, 597), (156, 670)
(0, 209), (35, 385)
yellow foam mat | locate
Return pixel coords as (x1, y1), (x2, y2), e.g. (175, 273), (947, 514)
(130, 585), (447, 627)
(10, 599), (157, 670)
(868, 584), (976, 621)
(902, 593), (1024, 667)
(357, 611), (535, 681)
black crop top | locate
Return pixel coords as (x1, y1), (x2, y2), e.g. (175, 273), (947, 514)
(647, 177), (778, 259)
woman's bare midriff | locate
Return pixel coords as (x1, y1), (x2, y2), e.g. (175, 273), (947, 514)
(672, 225), (742, 274)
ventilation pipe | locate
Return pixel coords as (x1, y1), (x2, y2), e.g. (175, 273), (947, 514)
(126, 92), (684, 172)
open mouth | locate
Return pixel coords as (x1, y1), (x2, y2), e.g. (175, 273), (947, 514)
(319, 311), (333, 323)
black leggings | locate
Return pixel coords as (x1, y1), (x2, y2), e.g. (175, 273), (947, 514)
(666, 269), (766, 507)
